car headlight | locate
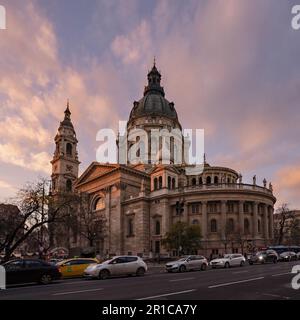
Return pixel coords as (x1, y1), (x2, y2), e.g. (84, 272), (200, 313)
(258, 256), (263, 260)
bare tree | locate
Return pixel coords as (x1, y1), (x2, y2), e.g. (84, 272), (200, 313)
(76, 193), (107, 253)
(0, 179), (76, 262)
(274, 204), (295, 245)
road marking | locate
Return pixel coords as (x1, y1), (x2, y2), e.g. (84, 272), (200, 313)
(208, 277), (264, 289)
(232, 271), (249, 274)
(169, 277), (195, 282)
(271, 272), (291, 277)
(52, 288), (103, 296)
(262, 293), (290, 300)
(137, 289), (196, 300)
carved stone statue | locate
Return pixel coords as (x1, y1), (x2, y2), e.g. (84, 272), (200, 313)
(263, 178), (267, 188)
(239, 173), (242, 184)
(269, 182), (273, 192)
(253, 175), (256, 185)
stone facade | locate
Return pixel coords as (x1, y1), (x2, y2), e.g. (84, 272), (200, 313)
(50, 63), (276, 257)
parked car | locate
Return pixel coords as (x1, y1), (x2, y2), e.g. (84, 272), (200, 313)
(210, 254), (246, 268)
(248, 250), (278, 265)
(165, 255), (208, 273)
(3, 259), (61, 285)
(279, 251), (297, 262)
(84, 256), (147, 280)
(297, 252), (300, 260)
(56, 258), (98, 278)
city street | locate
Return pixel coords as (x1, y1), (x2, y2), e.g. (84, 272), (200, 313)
(0, 261), (299, 300)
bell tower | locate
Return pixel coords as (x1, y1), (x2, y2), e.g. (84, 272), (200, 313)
(51, 101), (80, 195)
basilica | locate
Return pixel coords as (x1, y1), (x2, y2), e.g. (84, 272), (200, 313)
(50, 63), (276, 258)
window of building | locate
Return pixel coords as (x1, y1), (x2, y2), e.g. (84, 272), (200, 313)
(192, 178), (197, 186)
(94, 197), (105, 211)
(206, 176), (211, 185)
(172, 178), (176, 189)
(155, 220), (161, 235)
(258, 219), (261, 233)
(192, 219), (199, 225)
(244, 203), (249, 213)
(199, 177), (203, 185)
(227, 218), (235, 233)
(244, 218), (250, 234)
(191, 204), (200, 214)
(211, 219), (217, 232)
(66, 143), (72, 156)
(66, 179), (72, 192)
(227, 202), (234, 213)
(154, 177), (158, 190)
(208, 202), (218, 213)
(159, 176), (163, 189)
(168, 176), (171, 189)
(214, 176), (219, 184)
(128, 218), (134, 236)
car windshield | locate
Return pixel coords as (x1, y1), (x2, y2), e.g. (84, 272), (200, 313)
(178, 256), (189, 261)
(223, 254), (232, 259)
(256, 251), (265, 255)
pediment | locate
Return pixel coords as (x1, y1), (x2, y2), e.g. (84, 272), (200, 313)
(76, 162), (119, 185)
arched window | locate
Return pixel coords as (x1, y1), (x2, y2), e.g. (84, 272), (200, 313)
(168, 176), (171, 189)
(154, 178), (158, 190)
(244, 218), (250, 234)
(206, 176), (211, 185)
(199, 177), (203, 185)
(66, 143), (72, 156)
(192, 219), (199, 225)
(227, 218), (235, 233)
(159, 176), (163, 189)
(128, 218), (134, 236)
(214, 176), (219, 184)
(192, 178), (197, 186)
(66, 179), (72, 192)
(227, 177), (231, 184)
(172, 178), (176, 189)
(211, 219), (217, 232)
(258, 219), (261, 233)
(94, 197), (105, 211)
(155, 220), (161, 235)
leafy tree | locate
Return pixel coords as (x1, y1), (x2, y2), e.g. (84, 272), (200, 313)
(162, 221), (202, 255)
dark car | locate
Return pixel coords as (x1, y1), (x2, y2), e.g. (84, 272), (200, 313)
(279, 251), (297, 262)
(248, 250), (278, 265)
(3, 259), (61, 285)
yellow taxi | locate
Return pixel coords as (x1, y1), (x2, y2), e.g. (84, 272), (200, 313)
(56, 258), (99, 278)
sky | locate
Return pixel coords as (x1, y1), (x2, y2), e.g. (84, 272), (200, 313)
(0, 0), (300, 209)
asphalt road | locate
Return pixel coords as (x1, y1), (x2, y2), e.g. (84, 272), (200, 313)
(0, 261), (299, 300)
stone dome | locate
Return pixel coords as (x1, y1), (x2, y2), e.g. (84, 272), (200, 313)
(129, 63), (179, 122)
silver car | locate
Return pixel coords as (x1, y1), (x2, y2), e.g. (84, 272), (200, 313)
(84, 256), (147, 280)
(210, 254), (246, 268)
(165, 255), (208, 273)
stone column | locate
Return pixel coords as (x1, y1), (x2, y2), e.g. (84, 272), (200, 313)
(263, 204), (269, 241)
(253, 202), (258, 239)
(221, 200), (227, 240)
(201, 201), (207, 240)
(239, 201), (244, 234)
(269, 206), (274, 241)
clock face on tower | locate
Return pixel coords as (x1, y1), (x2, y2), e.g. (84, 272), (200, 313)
(66, 165), (73, 172)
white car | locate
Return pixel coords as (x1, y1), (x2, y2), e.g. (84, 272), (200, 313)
(165, 255), (208, 273)
(84, 256), (147, 280)
(210, 254), (246, 268)
(279, 251), (297, 262)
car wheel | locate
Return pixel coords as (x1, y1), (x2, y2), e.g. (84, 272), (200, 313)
(225, 262), (230, 268)
(249, 261), (253, 265)
(99, 269), (110, 280)
(201, 263), (207, 271)
(240, 261), (245, 267)
(136, 267), (146, 276)
(39, 274), (52, 285)
(273, 258), (277, 264)
(179, 265), (186, 273)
